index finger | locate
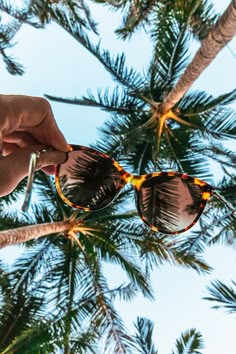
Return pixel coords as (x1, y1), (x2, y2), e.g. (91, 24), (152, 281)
(27, 98), (69, 152)
(14, 96), (69, 152)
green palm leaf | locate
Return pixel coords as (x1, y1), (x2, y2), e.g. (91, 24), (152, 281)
(97, 0), (217, 41)
(1, 307), (98, 354)
(171, 328), (204, 354)
(150, 18), (191, 89)
(198, 176), (236, 245)
(0, 0), (98, 32)
(0, 19), (24, 75)
(0, 0), (99, 76)
(46, 86), (145, 114)
(133, 316), (158, 354)
(204, 280), (236, 314)
(0, 271), (47, 352)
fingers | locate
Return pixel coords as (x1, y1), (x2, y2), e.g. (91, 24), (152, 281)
(0, 132), (3, 154)
(0, 95), (69, 153)
(2, 131), (40, 155)
(0, 145), (66, 197)
(3, 131), (39, 147)
(20, 97), (69, 152)
(0, 95), (69, 197)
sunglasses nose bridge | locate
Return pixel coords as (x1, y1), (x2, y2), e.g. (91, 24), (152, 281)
(128, 175), (147, 190)
(113, 160), (133, 186)
(122, 173), (134, 185)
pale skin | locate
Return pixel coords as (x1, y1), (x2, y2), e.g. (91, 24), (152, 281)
(0, 94), (68, 197)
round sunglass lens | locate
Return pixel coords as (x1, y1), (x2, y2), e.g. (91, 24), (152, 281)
(138, 175), (204, 234)
(57, 148), (122, 210)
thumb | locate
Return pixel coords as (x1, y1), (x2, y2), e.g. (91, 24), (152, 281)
(0, 145), (66, 197)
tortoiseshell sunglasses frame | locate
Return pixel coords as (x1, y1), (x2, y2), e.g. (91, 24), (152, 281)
(55, 144), (219, 235)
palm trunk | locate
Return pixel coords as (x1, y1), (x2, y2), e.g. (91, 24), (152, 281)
(159, 0), (236, 114)
(0, 221), (71, 249)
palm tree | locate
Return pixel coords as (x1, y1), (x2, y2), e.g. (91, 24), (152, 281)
(133, 316), (204, 354)
(45, 7), (236, 178)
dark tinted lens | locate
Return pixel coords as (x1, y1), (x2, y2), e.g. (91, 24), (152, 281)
(57, 149), (122, 209)
(138, 175), (203, 233)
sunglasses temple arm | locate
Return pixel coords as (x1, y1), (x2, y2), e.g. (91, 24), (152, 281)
(21, 152), (38, 212)
(21, 147), (55, 212)
(212, 190), (236, 217)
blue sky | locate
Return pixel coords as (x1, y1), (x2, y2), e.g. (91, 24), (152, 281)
(0, 0), (235, 353)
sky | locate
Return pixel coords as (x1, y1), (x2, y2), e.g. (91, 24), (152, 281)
(0, 0), (236, 353)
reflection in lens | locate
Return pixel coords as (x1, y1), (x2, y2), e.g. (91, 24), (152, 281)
(139, 175), (203, 233)
(57, 149), (122, 209)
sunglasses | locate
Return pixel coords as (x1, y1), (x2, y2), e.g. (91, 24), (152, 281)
(22, 144), (235, 235)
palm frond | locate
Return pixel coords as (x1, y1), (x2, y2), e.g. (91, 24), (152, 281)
(172, 328), (204, 354)
(0, 0), (99, 76)
(91, 286), (136, 353)
(134, 230), (210, 274)
(0, 212), (29, 232)
(0, 176), (27, 207)
(33, 171), (68, 218)
(216, 176), (236, 203)
(192, 142), (236, 171)
(203, 211), (236, 246)
(163, 128), (214, 181)
(184, 0), (217, 40)
(0, 19), (24, 75)
(26, 0), (98, 32)
(150, 0), (217, 43)
(0, 275), (48, 352)
(49, 241), (88, 310)
(193, 176), (236, 246)
(0, 48), (24, 75)
(99, 0), (217, 41)
(109, 282), (138, 302)
(9, 238), (58, 291)
(178, 89), (236, 138)
(150, 18), (191, 91)
(65, 34), (146, 92)
(115, 0), (156, 39)
(0, 1), (41, 28)
(1, 323), (56, 354)
(73, 222), (154, 300)
(179, 89), (236, 115)
(46, 86), (145, 114)
(173, 231), (208, 254)
(204, 280), (236, 314)
(1, 305), (98, 354)
(133, 316), (158, 354)
(51, 245), (136, 353)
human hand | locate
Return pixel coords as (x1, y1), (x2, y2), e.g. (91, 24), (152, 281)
(0, 94), (68, 197)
